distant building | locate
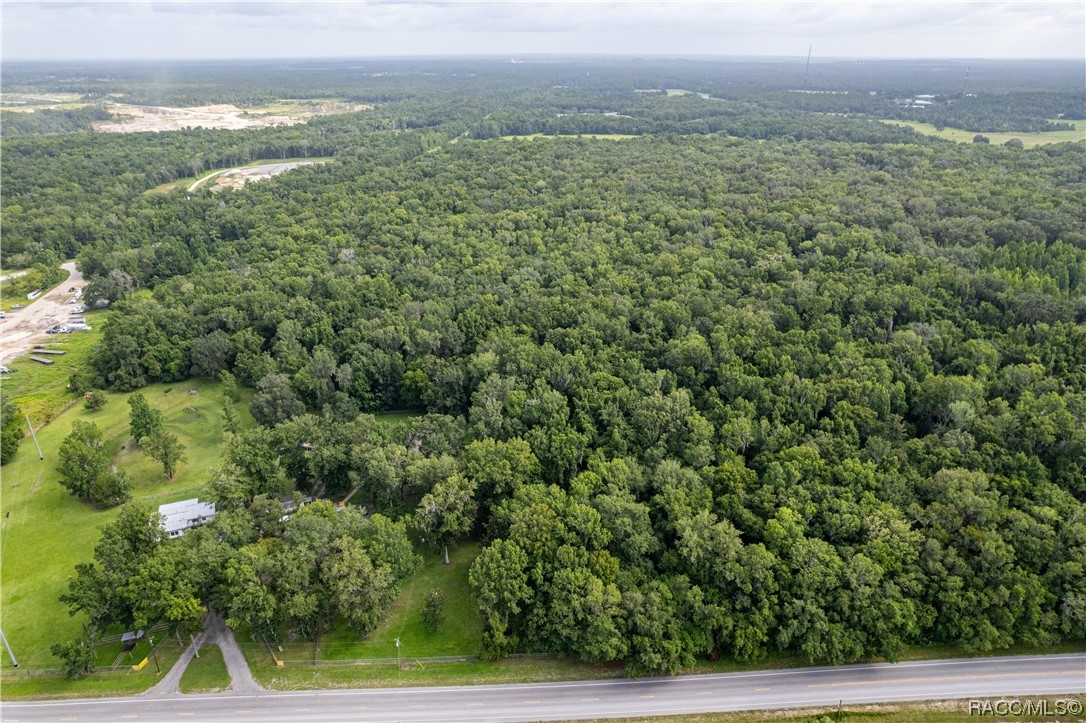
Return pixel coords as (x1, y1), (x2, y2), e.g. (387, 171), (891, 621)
(280, 495), (314, 521)
(159, 498), (216, 538)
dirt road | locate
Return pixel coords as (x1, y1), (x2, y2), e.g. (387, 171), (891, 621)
(0, 262), (82, 365)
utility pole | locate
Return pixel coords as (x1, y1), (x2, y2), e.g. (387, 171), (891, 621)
(25, 415), (42, 460)
(395, 637), (401, 669)
(0, 628), (18, 668)
(149, 636), (160, 673)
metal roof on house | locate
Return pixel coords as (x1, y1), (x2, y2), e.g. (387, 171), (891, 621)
(158, 498), (216, 535)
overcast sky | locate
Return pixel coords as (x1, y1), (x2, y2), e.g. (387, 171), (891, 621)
(2, 1), (1083, 62)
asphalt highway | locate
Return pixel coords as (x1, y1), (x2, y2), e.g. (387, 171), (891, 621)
(4, 654), (1084, 722)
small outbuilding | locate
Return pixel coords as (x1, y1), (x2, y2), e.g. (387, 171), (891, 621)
(121, 629), (145, 651)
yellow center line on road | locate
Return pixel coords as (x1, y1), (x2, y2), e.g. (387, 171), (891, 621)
(581, 697), (600, 701)
(638, 694), (656, 699)
(808, 670), (1083, 688)
(697, 691), (713, 695)
(755, 687), (771, 692)
(409, 704), (427, 709)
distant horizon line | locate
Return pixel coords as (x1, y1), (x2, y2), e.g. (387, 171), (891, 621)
(3, 53), (1084, 65)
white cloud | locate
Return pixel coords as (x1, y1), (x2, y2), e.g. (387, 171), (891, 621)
(1, 1), (1082, 60)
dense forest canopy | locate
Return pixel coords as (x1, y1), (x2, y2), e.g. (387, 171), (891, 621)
(3, 58), (1084, 676)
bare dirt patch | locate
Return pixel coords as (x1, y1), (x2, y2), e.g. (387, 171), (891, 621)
(0, 262), (82, 365)
(92, 101), (371, 133)
(190, 161), (327, 192)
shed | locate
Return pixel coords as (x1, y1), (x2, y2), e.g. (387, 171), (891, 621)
(121, 629), (145, 651)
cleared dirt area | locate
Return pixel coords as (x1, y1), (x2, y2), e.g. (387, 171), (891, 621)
(0, 262), (85, 366)
(92, 100), (370, 133)
(189, 161), (328, 192)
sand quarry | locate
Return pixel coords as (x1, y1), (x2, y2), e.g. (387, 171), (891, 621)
(93, 101), (370, 133)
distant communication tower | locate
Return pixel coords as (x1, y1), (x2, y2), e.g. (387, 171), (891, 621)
(961, 66), (971, 96)
(801, 46), (813, 111)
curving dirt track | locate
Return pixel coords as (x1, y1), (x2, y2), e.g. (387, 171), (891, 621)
(0, 262), (83, 365)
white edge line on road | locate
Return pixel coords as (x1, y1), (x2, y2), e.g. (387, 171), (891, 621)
(6, 655), (1084, 709)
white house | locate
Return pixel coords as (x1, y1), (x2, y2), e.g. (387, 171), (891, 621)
(159, 498), (216, 538)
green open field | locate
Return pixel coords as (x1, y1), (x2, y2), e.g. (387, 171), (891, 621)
(317, 541), (482, 662)
(881, 118), (1085, 147)
(1, 318), (104, 423)
(0, 638), (186, 700)
(178, 644), (231, 694)
(147, 157), (335, 195)
(0, 377), (254, 672)
(234, 540), (482, 671)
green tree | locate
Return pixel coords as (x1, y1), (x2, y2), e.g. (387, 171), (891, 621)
(141, 428), (187, 480)
(221, 398), (240, 434)
(249, 373), (305, 427)
(469, 539), (532, 659)
(412, 473), (477, 565)
(220, 370), (242, 403)
(57, 420), (109, 499)
(422, 588), (446, 632)
(83, 390), (107, 412)
(190, 329), (232, 378)
(89, 467), (133, 509)
(0, 395), (22, 465)
(50, 629), (97, 679)
(128, 392), (163, 443)
(321, 535), (395, 636)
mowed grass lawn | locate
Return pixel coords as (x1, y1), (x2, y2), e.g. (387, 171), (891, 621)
(317, 541), (483, 662)
(1, 638), (187, 700)
(247, 541), (484, 667)
(0, 378), (254, 670)
(2, 317), (104, 422)
(178, 644), (231, 693)
(881, 118), (1086, 147)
